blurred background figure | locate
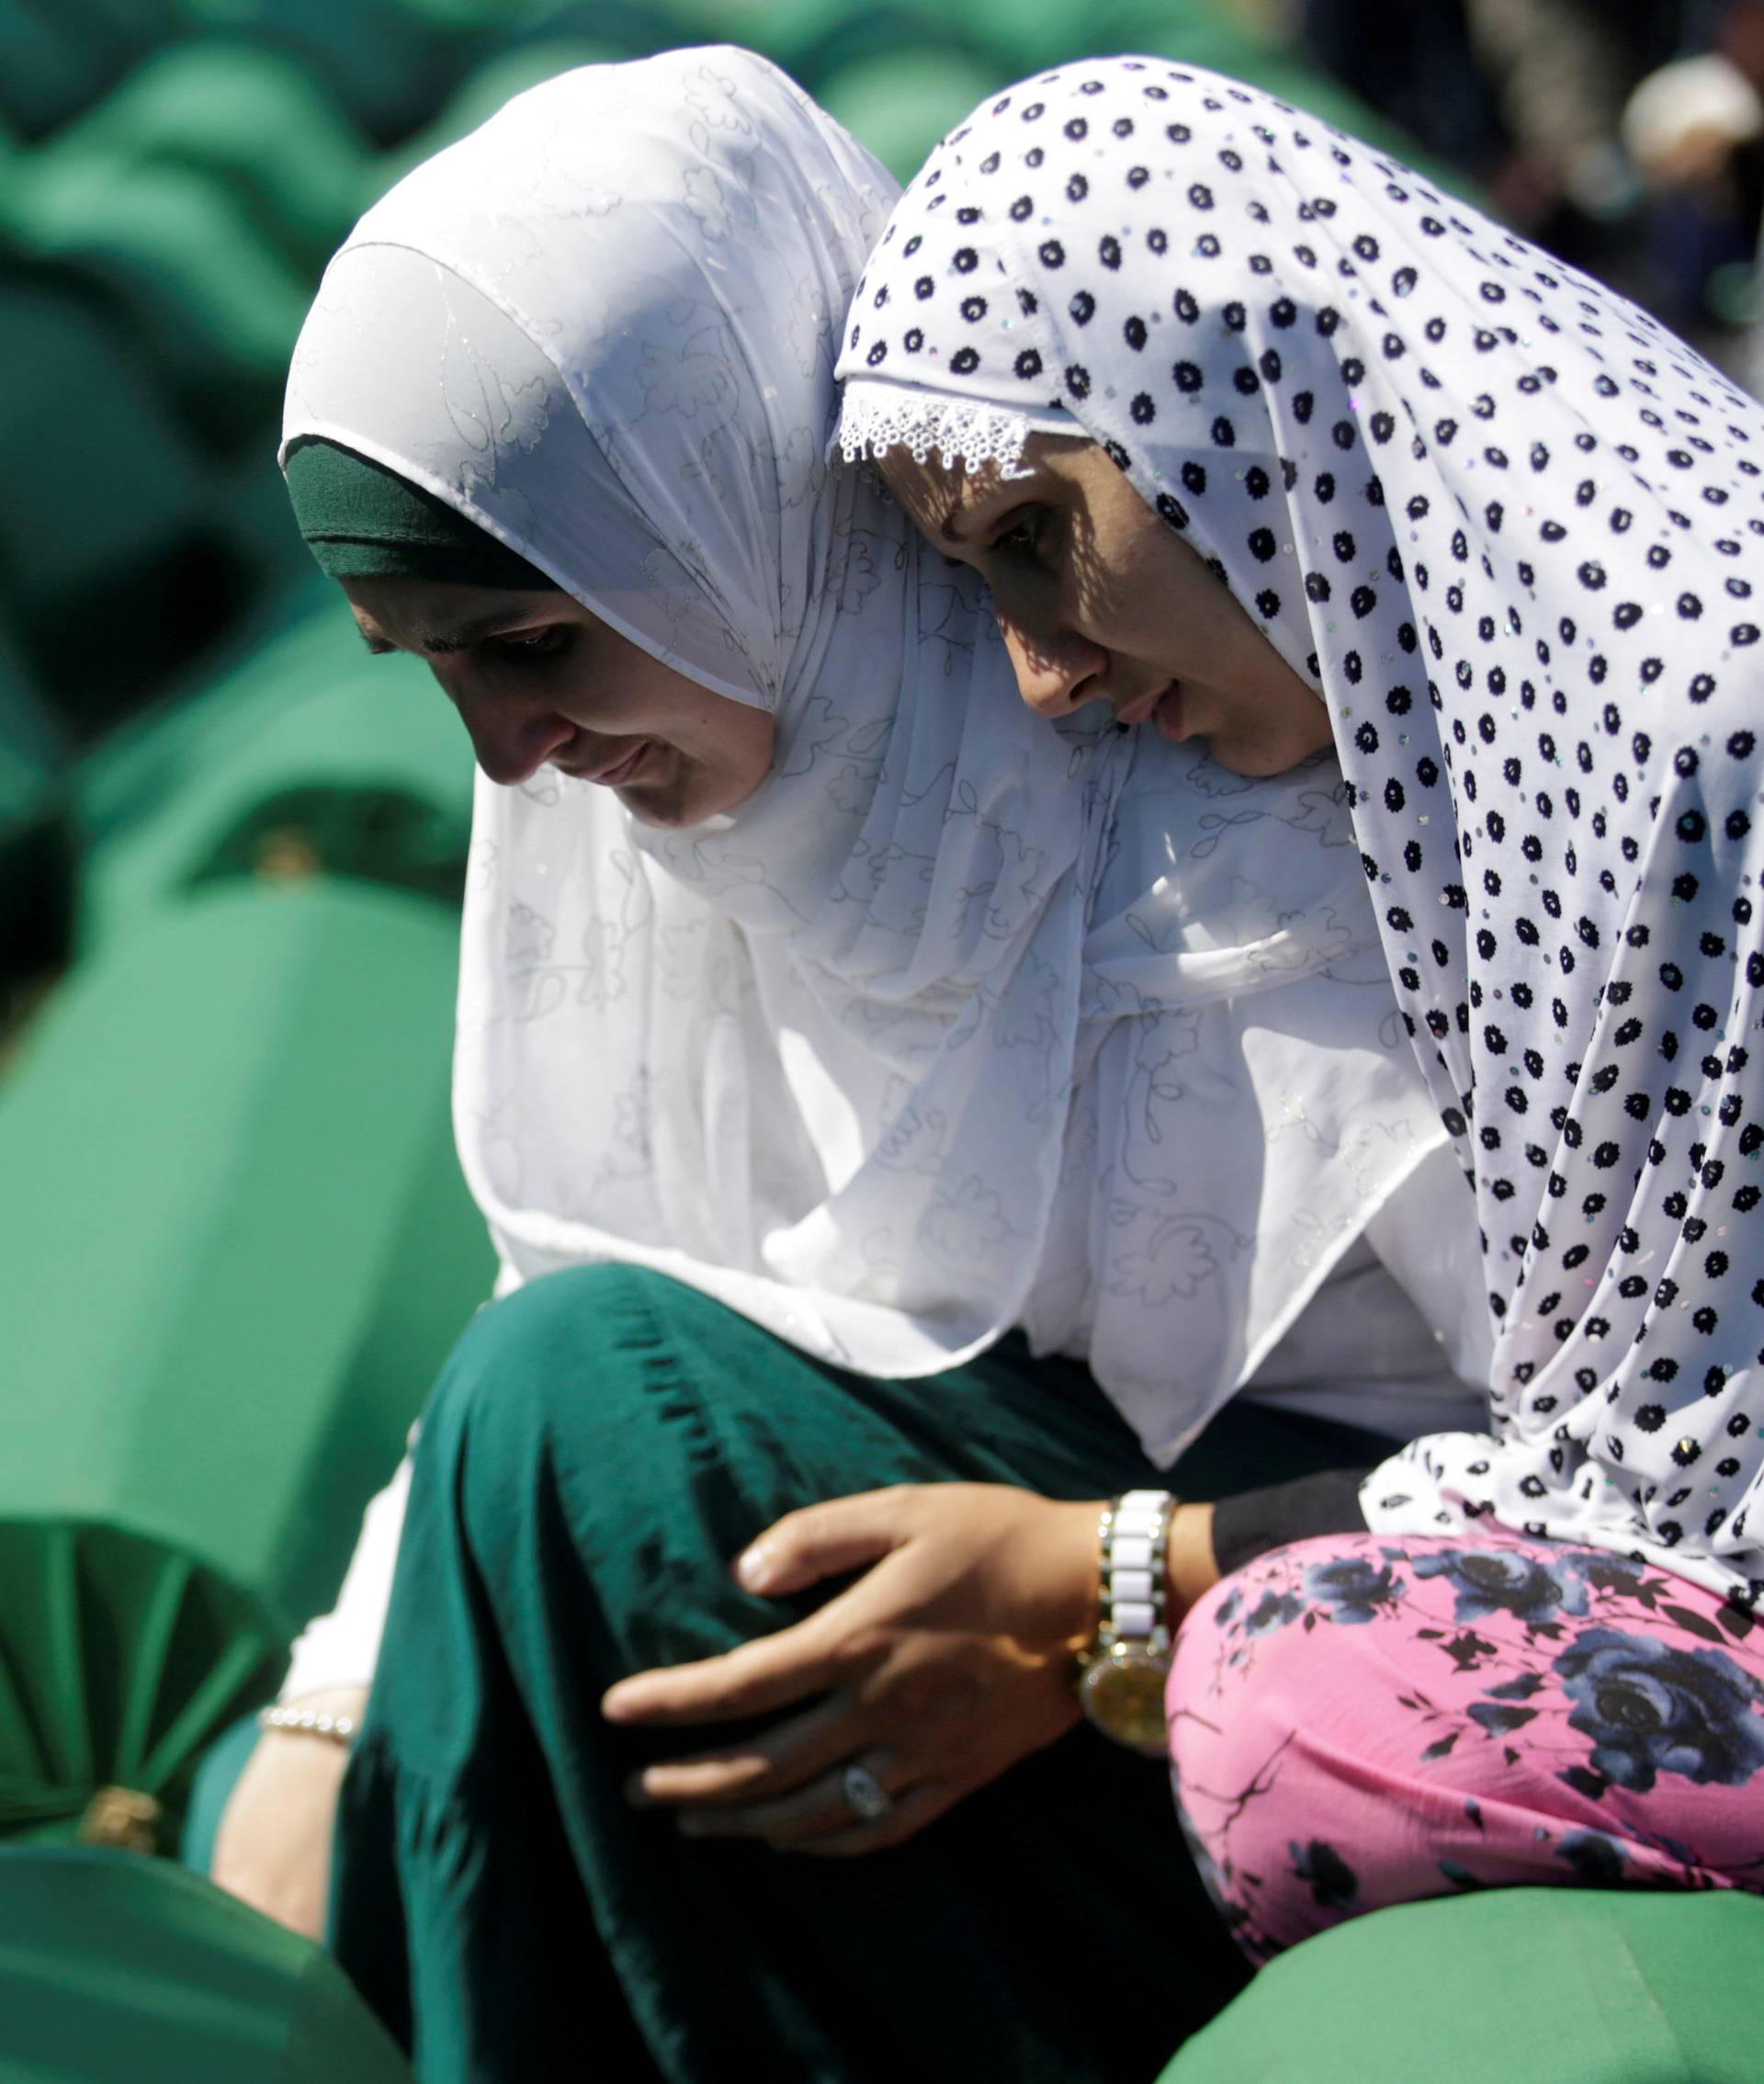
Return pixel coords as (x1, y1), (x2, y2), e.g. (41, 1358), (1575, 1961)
(1622, 6), (1764, 383)
(1295, 0), (1764, 335)
(1303, 0), (1679, 239)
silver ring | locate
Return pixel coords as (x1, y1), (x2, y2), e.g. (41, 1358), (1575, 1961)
(841, 1761), (892, 1823)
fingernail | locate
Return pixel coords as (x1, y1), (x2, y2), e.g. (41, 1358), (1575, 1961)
(735, 1542), (773, 1591)
(602, 1681), (643, 1722)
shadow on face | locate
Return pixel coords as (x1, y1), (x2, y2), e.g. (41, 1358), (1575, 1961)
(878, 436), (1333, 777)
(339, 576), (775, 827)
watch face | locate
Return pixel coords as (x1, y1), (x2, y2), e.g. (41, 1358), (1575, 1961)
(1079, 1648), (1170, 1757)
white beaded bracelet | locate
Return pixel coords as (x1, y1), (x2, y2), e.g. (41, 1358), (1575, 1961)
(257, 1704), (358, 1748)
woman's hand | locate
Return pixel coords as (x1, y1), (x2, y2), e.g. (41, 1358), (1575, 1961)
(602, 1484), (1102, 1856)
(210, 1686), (367, 1938)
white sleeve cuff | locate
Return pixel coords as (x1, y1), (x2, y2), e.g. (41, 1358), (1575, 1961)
(278, 1443), (416, 1700)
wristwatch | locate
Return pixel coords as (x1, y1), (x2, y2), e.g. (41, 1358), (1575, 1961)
(1075, 1489), (1177, 1756)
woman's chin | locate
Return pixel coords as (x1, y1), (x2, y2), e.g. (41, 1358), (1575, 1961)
(1202, 712), (1338, 778)
(1204, 736), (1314, 779)
(622, 771), (739, 830)
(622, 787), (694, 829)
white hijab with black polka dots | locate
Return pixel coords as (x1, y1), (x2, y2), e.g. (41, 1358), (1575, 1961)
(839, 57), (1764, 1603)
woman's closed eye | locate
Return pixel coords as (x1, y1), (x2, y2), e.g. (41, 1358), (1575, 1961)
(990, 504), (1049, 560)
(489, 626), (572, 666)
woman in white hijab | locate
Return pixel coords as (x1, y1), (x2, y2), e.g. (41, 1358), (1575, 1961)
(837, 56), (1764, 1958)
(248, 46), (1494, 2077)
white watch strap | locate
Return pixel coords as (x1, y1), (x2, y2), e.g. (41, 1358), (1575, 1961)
(1098, 1489), (1176, 1650)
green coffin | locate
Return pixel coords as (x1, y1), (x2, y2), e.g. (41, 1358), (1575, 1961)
(0, 1847), (413, 2082)
(46, 43), (369, 274)
(817, 49), (1006, 181)
(0, 880), (494, 1844)
(14, 151), (312, 450)
(77, 583), (472, 956)
(1163, 1886), (1764, 2083)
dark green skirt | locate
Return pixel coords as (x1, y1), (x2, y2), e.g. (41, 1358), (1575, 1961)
(333, 1264), (1385, 2084)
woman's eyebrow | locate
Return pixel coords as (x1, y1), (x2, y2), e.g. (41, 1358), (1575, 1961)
(416, 609), (547, 654)
(355, 608), (539, 656)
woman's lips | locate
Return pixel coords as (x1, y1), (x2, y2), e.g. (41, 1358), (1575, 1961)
(1114, 682), (1169, 728)
(1150, 685), (1189, 743)
(570, 739), (652, 787)
(1114, 682), (1186, 739)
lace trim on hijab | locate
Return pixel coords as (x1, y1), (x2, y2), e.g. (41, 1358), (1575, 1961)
(836, 377), (1072, 476)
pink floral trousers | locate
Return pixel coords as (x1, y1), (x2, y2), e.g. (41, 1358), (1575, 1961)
(1167, 1530), (1764, 1961)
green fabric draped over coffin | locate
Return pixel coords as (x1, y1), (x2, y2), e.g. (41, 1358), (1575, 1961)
(0, 1847), (413, 2082)
(1163, 1886), (1764, 2083)
(0, 880), (493, 1844)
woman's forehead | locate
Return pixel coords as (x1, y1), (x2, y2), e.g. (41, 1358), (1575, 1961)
(876, 448), (1001, 538)
(877, 435), (1101, 539)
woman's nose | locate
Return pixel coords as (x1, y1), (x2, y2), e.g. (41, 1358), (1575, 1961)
(450, 684), (577, 787)
(997, 615), (1109, 719)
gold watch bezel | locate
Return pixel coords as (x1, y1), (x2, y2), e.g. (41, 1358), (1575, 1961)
(1076, 1637), (1171, 1756)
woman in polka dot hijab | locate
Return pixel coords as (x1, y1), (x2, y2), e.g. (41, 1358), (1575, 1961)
(838, 55), (1764, 1617)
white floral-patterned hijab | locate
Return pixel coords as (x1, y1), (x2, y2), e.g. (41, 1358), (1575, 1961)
(839, 56), (1764, 1595)
(282, 47), (1444, 1457)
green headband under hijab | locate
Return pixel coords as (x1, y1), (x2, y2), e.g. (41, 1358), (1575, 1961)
(282, 437), (554, 590)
